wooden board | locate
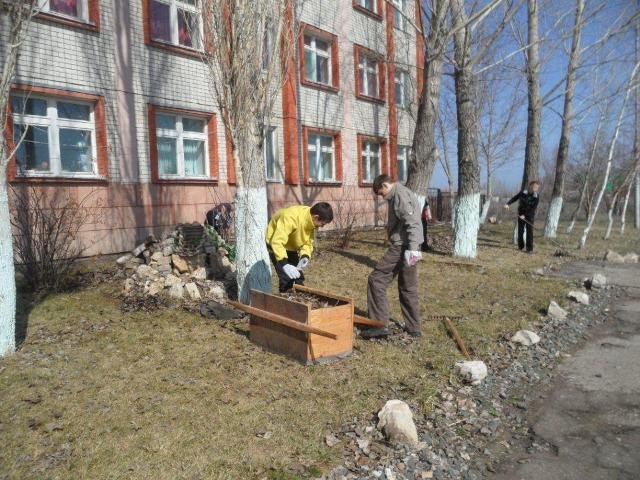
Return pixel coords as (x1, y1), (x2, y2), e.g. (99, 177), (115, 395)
(308, 304), (353, 361)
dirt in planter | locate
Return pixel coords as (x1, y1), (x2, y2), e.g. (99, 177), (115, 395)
(276, 292), (343, 309)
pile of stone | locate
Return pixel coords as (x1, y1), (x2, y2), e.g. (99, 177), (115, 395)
(604, 250), (639, 264)
(115, 223), (236, 303)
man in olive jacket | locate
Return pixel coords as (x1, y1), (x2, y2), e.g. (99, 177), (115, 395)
(362, 175), (423, 338)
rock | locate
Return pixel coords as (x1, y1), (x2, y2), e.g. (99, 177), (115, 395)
(488, 216), (497, 224)
(567, 291), (589, 305)
(116, 253), (132, 265)
(192, 267), (207, 280)
(184, 282), (201, 300)
(164, 274), (182, 288)
(455, 361), (488, 385)
(131, 242), (147, 257)
(171, 254), (190, 274)
(200, 300), (239, 320)
(136, 264), (157, 279)
(162, 245), (174, 256)
(169, 283), (184, 299)
(151, 251), (163, 262)
(325, 433), (340, 447)
(590, 273), (607, 289)
(377, 400), (419, 446)
(156, 264), (172, 274)
(604, 250), (625, 263)
(123, 278), (135, 293)
(547, 301), (567, 320)
(208, 284), (226, 299)
(533, 268), (545, 276)
(152, 255), (171, 265)
(624, 252), (639, 264)
(147, 281), (164, 296)
(511, 330), (540, 346)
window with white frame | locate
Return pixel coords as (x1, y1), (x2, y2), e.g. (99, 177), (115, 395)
(307, 133), (335, 182)
(303, 34), (332, 85)
(264, 127), (278, 181)
(395, 69), (411, 108)
(155, 112), (209, 178)
(397, 145), (410, 183)
(358, 52), (380, 98)
(392, 0), (405, 31)
(38, 0), (90, 23)
(361, 140), (381, 183)
(150, 0), (202, 50)
(11, 94), (97, 177)
(356, 0), (377, 14)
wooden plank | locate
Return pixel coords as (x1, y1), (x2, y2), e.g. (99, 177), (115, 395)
(353, 315), (386, 328)
(228, 300), (337, 339)
(442, 317), (472, 360)
(293, 284), (353, 305)
(307, 304), (354, 361)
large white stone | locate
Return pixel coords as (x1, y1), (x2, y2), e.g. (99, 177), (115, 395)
(116, 253), (132, 265)
(455, 360), (488, 385)
(377, 400), (419, 446)
(547, 301), (567, 320)
(164, 274), (182, 288)
(151, 251), (163, 262)
(590, 273), (607, 289)
(192, 267), (207, 280)
(624, 253), (639, 264)
(604, 250), (625, 263)
(147, 281), (164, 296)
(136, 264), (157, 279)
(568, 291), (589, 305)
(184, 282), (201, 300)
(169, 283), (184, 299)
(511, 330), (540, 346)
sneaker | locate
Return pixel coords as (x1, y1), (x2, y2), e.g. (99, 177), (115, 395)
(360, 327), (391, 339)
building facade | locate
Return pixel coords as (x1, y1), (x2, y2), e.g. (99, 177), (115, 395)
(1, 0), (423, 255)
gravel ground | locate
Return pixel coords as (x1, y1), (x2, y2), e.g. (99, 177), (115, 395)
(319, 276), (620, 480)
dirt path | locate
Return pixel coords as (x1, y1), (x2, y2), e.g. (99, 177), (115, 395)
(490, 261), (640, 480)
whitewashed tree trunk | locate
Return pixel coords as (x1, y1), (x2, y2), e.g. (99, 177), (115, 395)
(620, 176), (634, 235)
(544, 0), (584, 238)
(579, 63), (639, 248)
(479, 168), (492, 224)
(454, 193), (481, 257)
(0, 167), (16, 356)
(604, 201), (616, 240)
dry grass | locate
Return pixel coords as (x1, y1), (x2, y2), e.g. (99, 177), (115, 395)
(1, 221), (638, 480)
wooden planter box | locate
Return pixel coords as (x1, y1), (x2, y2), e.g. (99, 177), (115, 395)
(249, 285), (354, 364)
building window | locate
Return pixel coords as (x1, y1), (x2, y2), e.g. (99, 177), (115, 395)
(264, 127), (278, 181)
(355, 46), (385, 102)
(397, 145), (410, 183)
(149, 0), (202, 50)
(392, 0), (405, 31)
(11, 94), (99, 177)
(154, 113), (210, 178)
(300, 24), (339, 91)
(38, 0), (89, 22)
(307, 133), (335, 182)
(361, 139), (382, 184)
(395, 69), (412, 109)
(353, 0), (382, 18)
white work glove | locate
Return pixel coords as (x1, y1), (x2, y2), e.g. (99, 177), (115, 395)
(282, 263), (301, 279)
(296, 256), (309, 270)
(404, 250), (422, 267)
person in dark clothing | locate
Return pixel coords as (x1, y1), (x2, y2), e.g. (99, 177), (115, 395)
(205, 203), (233, 239)
(504, 181), (540, 252)
(421, 198), (433, 252)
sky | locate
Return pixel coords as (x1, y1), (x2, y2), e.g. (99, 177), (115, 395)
(425, 0), (638, 193)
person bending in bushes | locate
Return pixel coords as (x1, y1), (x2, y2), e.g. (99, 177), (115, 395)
(265, 202), (334, 292)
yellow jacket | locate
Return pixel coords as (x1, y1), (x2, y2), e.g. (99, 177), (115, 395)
(265, 205), (315, 261)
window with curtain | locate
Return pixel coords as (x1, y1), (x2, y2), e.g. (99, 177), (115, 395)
(40, 0), (89, 22)
(11, 94), (97, 176)
(307, 133), (335, 182)
(358, 52), (380, 98)
(150, 0), (202, 50)
(156, 112), (208, 179)
(397, 145), (410, 183)
(395, 69), (411, 108)
(392, 0), (405, 31)
(361, 140), (381, 183)
(303, 34), (332, 85)
(356, 0), (377, 14)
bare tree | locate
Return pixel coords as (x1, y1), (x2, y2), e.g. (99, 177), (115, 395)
(579, 62), (640, 249)
(436, 114), (456, 224)
(0, 0), (37, 356)
(543, 0), (585, 237)
(200, 0), (295, 303)
(620, 165), (638, 235)
(604, 165), (636, 239)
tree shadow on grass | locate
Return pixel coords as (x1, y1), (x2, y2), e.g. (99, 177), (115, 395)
(330, 248), (378, 269)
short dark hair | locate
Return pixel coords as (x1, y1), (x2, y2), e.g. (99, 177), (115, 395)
(310, 202), (334, 223)
(372, 174), (392, 194)
(529, 180), (540, 187)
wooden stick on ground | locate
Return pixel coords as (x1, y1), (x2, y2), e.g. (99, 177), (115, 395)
(442, 317), (472, 360)
(227, 300), (338, 340)
(353, 315), (386, 328)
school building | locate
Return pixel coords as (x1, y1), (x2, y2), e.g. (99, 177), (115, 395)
(1, 0), (424, 255)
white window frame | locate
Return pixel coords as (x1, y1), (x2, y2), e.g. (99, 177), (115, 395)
(156, 112), (209, 179)
(12, 94), (98, 178)
(303, 34), (332, 86)
(38, 0), (90, 23)
(361, 140), (381, 183)
(397, 145), (410, 183)
(357, 0), (377, 14)
(392, 0), (405, 31)
(358, 53), (379, 98)
(395, 69), (411, 109)
(307, 132), (336, 183)
(264, 126), (279, 182)
(150, 0), (203, 51)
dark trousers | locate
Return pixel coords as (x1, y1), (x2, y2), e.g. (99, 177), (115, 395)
(267, 247), (305, 292)
(421, 218), (429, 251)
(367, 244), (421, 333)
(518, 217), (534, 252)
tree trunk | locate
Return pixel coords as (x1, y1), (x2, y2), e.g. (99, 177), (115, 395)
(566, 112), (604, 233)
(479, 166), (492, 224)
(522, 0), (541, 189)
(620, 171), (636, 234)
(0, 166), (16, 356)
(544, 0), (585, 238)
(407, 0), (450, 204)
(451, 0), (480, 259)
(579, 63), (639, 249)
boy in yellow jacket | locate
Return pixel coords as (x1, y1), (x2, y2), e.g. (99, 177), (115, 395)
(265, 202), (333, 292)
